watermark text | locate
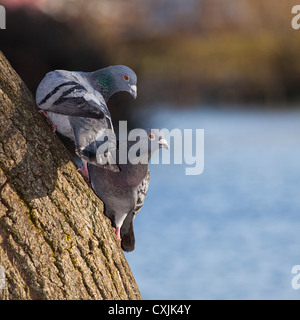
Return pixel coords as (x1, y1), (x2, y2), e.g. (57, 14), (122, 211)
(0, 5), (5, 30)
(292, 5), (300, 30)
(94, 122), (204, 176)
(0, 266), (5, 290)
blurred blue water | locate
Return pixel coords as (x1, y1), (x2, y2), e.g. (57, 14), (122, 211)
(125, 106), (300, 300)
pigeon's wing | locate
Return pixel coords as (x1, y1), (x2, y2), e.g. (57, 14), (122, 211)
(120, 170), (150, 252)
(36, 70), (108, 119)
(70, 116), (119, 172)
(44, 96), (105, 119)
(133, 169), (150, 218)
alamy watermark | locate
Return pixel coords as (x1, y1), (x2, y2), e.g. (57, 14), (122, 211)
(93, 121), (204, 176)
(0, 266), (5, 290)
(0, 5), (5, 30)
(291, 265), (300, 290)
(292, 5), (300, 29)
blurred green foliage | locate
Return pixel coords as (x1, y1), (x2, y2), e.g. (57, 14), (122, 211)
(1, 0), (300, 109)
(114, 33), (300, 105)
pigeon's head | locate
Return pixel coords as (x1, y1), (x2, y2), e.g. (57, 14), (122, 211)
(125, 128), (169, 165)
(109, 65), (137, 99)
(134, 129), (169, 160)
(145, 129), (169, 154)
(93, 65), (137, 101)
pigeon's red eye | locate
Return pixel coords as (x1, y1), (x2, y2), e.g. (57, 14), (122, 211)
(124, 75), (130, 81)
(149, 134), (155, 140)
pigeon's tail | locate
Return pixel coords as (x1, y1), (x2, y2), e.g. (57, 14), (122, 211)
(121, 214), (135, 252)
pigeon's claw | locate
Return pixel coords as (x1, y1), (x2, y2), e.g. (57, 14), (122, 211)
(115, 227), (121, 239)
(115, 227), (122, 245)
(112, 227), (122, 245)
(78, 160), (89, 181)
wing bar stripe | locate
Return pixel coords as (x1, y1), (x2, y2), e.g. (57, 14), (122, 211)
(53, 84), (86, 105)
(38, 81), (79, 106)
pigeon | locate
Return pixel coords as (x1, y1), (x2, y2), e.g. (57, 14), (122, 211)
(88, 128), (169, 252)
(36, 65), (137, 173)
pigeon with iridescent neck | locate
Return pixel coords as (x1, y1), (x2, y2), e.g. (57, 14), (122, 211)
(36, 65), (137, 174)
(88, 128), (169, 252)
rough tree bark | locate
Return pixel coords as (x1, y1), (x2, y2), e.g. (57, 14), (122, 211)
(0, 51), (141, 300)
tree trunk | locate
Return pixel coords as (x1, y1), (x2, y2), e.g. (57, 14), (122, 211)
(0, 51), (141, 300)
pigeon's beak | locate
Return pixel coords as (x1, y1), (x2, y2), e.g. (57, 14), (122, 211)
(130, 85), (137, 99)
(159, 138), (169, 151)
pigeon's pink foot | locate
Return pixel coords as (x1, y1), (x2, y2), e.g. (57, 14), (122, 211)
(78, 160), (89, 179)
(112, 227), (121, 245)
(39, 110), (48, 117)
(115, 227), (122, 245)
(39, 110), (57, 132)
(78, 160), (89, 182)
(115, 227), (121, 239)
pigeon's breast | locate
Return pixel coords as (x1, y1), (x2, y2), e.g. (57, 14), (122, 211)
(47, 112), (74, 140)
(92, 173), (135, 214)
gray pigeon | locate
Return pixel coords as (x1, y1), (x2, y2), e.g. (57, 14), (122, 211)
(88, 129), (169, 252)
(36, 65), (137, 173)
